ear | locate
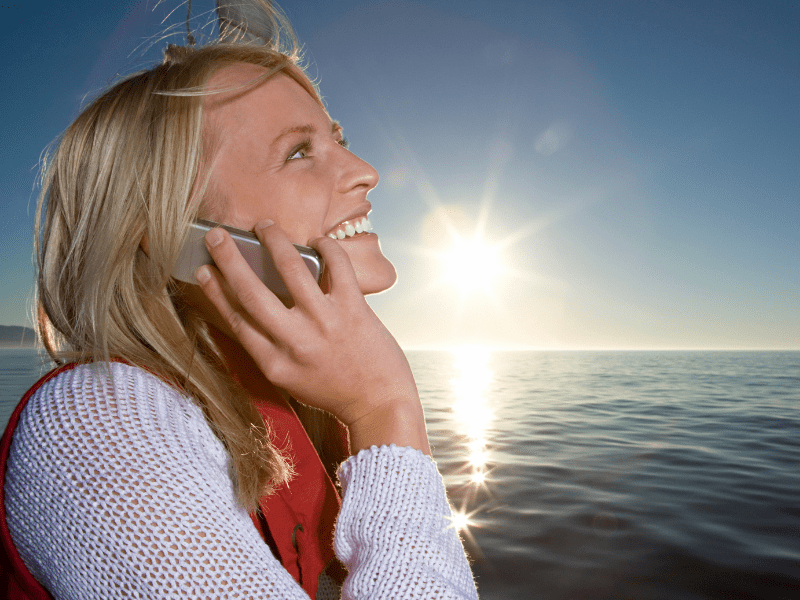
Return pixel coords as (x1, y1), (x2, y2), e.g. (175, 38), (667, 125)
(140, 232), (150, 256)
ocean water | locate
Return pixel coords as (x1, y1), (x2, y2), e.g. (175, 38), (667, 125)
(2, 348), (799, 599)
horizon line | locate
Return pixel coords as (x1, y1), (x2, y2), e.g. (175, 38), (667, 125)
(400, 345), (800, 352)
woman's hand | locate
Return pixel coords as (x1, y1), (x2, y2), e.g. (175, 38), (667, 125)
(195, 220), (430, 454)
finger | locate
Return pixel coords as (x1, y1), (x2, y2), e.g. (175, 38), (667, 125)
(253, 220), (325, 308)
(308, 236), (362, 300)
(194, 262), (277, 352)
(203, 227), (286, 326)
(197, 263), (312, 391)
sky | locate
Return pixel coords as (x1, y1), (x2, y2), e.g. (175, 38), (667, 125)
(1, 0), (798, 350)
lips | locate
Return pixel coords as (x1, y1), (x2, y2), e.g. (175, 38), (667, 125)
(326, 216), (373, 239)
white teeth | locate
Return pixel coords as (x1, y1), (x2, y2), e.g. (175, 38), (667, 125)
(330, 217), (372, 239)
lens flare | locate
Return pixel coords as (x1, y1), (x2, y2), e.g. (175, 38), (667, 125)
(448, 509), (471, 532)
(470, 471), (487, 485)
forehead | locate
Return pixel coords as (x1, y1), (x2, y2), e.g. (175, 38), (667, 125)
(202, 63), (328, 141)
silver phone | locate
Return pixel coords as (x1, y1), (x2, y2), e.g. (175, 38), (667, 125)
(172, 219), (324, 305)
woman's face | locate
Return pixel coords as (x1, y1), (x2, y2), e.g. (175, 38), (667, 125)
(200, 63), (396, 295)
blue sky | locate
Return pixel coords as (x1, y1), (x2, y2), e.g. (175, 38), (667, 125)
(1, 0), (798, 349)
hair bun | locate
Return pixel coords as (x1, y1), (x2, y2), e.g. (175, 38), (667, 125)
(163, 44), (194, 65)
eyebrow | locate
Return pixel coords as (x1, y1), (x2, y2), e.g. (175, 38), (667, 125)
(270, 121), (342, 149)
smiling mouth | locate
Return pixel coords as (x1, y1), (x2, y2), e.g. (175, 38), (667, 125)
(327, 216), (373, 240)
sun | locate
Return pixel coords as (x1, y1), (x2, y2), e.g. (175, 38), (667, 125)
(436, 232), (505, 296)
(419, 204), (511, 303)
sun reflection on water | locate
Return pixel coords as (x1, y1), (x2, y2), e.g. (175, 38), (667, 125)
(451, 346), (494, 478)
(448, 509), (471, 532)
(448, 345), (497, 541)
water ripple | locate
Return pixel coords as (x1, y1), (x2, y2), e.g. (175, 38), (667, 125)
(406, 349), (800, 599)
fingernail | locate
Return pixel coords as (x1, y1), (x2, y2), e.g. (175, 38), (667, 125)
(206, 228), (223, 248)
(256, 219), (275, 231)
(195, 266), (211, 284)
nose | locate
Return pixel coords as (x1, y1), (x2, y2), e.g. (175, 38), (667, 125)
(337, 148), (379, 194)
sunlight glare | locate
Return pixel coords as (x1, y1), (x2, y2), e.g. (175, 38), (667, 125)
(419, 205), (511, 303)
(438, 234), (505, 295)
(468, 449), (490, 468)
(449, 509), (471, 532)
(450, 346), (495, 487)
(470, 471), (487, 485)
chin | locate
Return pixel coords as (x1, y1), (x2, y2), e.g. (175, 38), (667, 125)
(341, 238), (397, 295)
(357, 259), (397, 295)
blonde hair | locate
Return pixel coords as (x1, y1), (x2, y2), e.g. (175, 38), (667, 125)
(35, 26), (344, 509)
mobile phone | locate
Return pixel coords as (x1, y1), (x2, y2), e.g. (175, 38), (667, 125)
(172, 219), (324, 306)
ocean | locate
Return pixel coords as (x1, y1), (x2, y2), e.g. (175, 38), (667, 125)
(2, 348), (799, 599)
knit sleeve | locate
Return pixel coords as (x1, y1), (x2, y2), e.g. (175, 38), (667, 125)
(5, 363), (478, 599)
(336, 446), (479, 599)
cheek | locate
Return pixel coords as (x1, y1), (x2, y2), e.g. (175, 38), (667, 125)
(201, 178), (315, 242)
(275, 203), (327, 245)
(245, 182), (329, 244)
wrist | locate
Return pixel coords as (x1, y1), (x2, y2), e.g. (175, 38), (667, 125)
(347, 398), (431, 456)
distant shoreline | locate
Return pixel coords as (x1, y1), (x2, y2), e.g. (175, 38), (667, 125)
(0, 326), (37, 348)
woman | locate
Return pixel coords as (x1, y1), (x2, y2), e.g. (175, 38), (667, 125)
(0, 5), (478, 599)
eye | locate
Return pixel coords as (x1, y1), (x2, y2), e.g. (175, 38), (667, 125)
(287, 139), (312, 161)
(338, 137), (350, 150)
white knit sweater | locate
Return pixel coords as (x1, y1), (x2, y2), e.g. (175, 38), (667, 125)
(4, 362), (478, 599)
